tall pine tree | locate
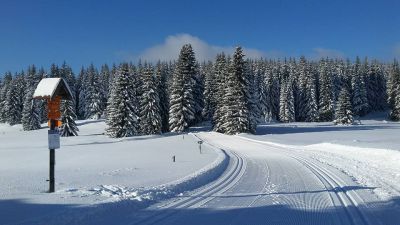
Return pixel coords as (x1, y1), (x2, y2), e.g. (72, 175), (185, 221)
(222, 47), (251, 134)
(60, 100), (79, 137)
(139, 65), (162, 134)
(106, 63), (139, 138)
(168, 44), (197, 132)
(212, 53), (229, 132)
(351, 59), (369, 117)
(155, 62), (170, 132)
(21, 70), (41, 131)
(334, 88), (354, 125)
(0, 72), (12, 123)
(318, 59), (335, 121)
(85, 64), (103, 119)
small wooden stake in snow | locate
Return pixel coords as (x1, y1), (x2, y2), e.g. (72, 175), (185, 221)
(198, 140), (203, 154)
(172, 155), (176, 162)
(33, 78), (73, 193)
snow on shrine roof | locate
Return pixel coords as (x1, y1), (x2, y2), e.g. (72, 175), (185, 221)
(33, 78), (73, 100)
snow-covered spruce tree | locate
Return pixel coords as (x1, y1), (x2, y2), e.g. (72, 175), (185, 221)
(59, 62), (77, 111)
(129, 63), (142, 134)
(0, 72), (12, 123)
(296, 56), (308, 121)
(21, 88), (41, 130)
(76, 67), (87, 119)
(100, 64), (111, 103)
(388, 60), (400, 121)
(165, 62), (175, 97)
(390, 85), (400, 121)
(367, 62), (387, 111)
(202, 61), (216, 121)
(22, 65), (42, 130)
(168, 44), (197, 132)
(257, 61), (269, 121)
(134, 62), (144, 110)
(387, 59), (400, 110)
(212, 53), (229, 132)
(106, 63), (139, 138)
(244, 60), (258, 133)
(5, 74), (25, 125)
(334, 88), (354, 125)
(304, 63), (319, 122)
(193, 68), (204, 124)
(221, 47), (251, 134)
(279, 78), (295, 123)
(139, 65), (162, 135)
(278, 78), (287, 122)
(37, 67), (49, 123)
(25, 65), (39, 89)
(111, 63), (118, 84)
(267, 63), (281, 121)
(85, 64), (103, 119)
(351, 60), (369, 117)
(49, 63), (60, 78)
(318, 59), (335, 121)
(155, 62), (170, 132)
(60, 100), (79, 137)
(332, 59), (343, 103)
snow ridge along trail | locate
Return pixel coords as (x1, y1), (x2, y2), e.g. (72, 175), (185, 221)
(130, 132), (392, 225)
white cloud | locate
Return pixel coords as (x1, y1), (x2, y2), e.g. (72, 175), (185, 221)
(133, 34), (271, 62)
(310, 47), (345, 59)
(117, 34), (348, 62)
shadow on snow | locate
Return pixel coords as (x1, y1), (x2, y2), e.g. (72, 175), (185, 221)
(1, 190), (399, 225)
(254, 124), (399, 136)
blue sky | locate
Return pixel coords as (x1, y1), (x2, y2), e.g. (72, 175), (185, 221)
(0, 0), (399, 75)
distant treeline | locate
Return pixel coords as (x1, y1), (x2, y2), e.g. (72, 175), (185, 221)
(0, 45), (399, 137)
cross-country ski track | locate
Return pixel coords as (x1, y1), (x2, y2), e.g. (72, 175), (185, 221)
(127, 132), (398, 225)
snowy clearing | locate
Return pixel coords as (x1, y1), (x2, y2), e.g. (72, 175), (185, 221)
(243, 112), (400, 150)
(0, 120), (225, 225)
(125, 131), (399, 225)
(239, 114), (400, 203)
(1, 115), (400, 225)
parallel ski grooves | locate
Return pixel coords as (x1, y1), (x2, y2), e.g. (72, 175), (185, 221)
(243, 138), (378, 225)
(129, 149), (246, 225)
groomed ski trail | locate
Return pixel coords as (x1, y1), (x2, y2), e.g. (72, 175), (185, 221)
(129, 132), (386, 225)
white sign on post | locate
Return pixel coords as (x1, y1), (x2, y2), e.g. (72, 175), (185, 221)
(48, 130), (60, 149)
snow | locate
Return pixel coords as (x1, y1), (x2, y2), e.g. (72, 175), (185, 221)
(146, 131), (399, 225)
(242, 112), (400, 150)
(239, 113), (400, 202)
(1, 113), (400, 224)
(0, 120), (225, 224)
(33, 78), (73, 99)
(304, 143), (400, 201)
(33, 78), (62, 99)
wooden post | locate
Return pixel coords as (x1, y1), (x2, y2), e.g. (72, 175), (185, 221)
(47, 97), (60, 193)
(49, 119), (56, 193)
(198, 141), (203, 154)
(33, 79), (73, 194)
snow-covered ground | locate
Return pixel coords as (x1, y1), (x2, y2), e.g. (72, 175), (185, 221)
(128, 131), (399, 225)
(1, 113), (399, 225)
(0, 120), (225, 225)
(244, 112), (400, 150)
(240, 112), (400, 203)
